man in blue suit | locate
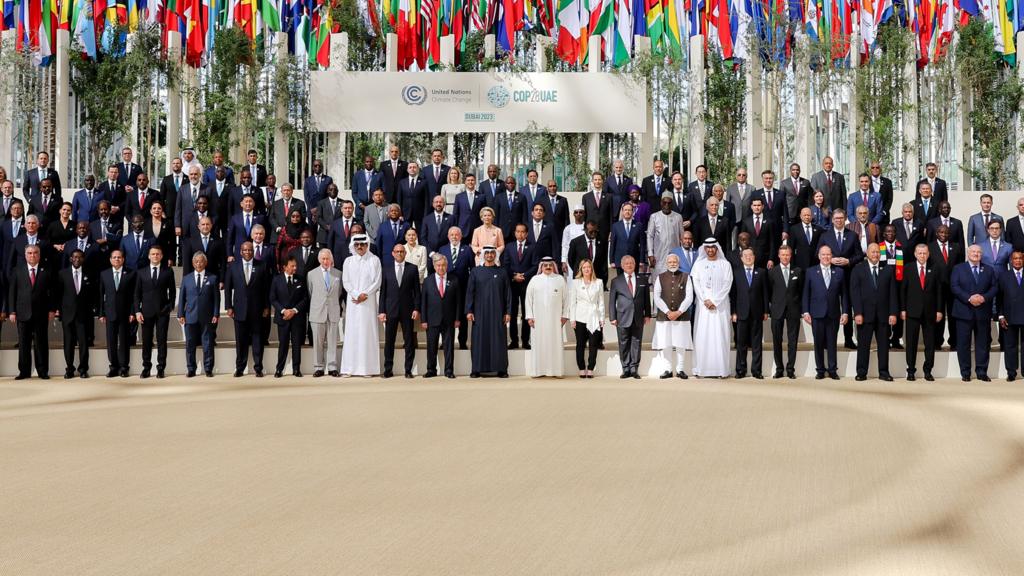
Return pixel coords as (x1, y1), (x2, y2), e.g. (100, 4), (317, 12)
(71, 175), (105, 223)
(421, 195), (453, 253)
(850, 243), (898, 381)
(202, 150), (235, 186)
(519, 170), (544, 213)
(951, 245), (998, 381)
(422, 149), (450, 201)
(375, 204), (410, 267)
(817, 209), (863, 349)
(178, 252), (221, 377)
(609, 203), (645, 273)
(351, 155), (382, 217)
(439, 227), (475, 349)
(226, 196), (266, 258)
(453, 174), (487, 237)
(119, 215), (154, 272)
(847, 173), (884, 225)
(967, 194), (1003, 247)
(22, 151), (63, 198)
(979, 219), (1012, 269)
(397, 162), (429, 228)
(997, 251), (1024, 381)
(302, 159), (333, 218)
(802, 245), (850, 379)
(501, 224), (539, 349)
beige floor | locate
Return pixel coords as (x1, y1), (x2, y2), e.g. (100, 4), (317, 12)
(3, 376), (1024, 575)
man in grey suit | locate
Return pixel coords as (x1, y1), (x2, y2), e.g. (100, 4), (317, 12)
(608, 255), (651, 378)
(780, 163), (813, 227)
(307, 249), (344, 377)
(967, 193), (1004, 247)
(726, 167), (755, 222)
(363, 189), (388, 242)
(810, 156), (847, 213)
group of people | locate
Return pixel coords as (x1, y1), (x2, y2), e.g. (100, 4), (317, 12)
(0, 147), (1017, 382)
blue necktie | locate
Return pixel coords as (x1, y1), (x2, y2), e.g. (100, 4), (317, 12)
(973, 266), (979, 281)
(746, 269), (752, 286)
(245, 214), (251, 235)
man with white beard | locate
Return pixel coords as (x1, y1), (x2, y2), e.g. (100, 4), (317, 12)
(652, 253), (694, 379)
(339, 234), (382, 377)
(525, 257), (570, 377)
(690, 238), (734, 377)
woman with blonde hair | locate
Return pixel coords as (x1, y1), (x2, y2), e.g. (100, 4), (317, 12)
(471, 206), (504, 264)
(568, 258), (605, 378)
(441, 166), (465, 207)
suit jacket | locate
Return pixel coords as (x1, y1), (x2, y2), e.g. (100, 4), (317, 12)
(10, 236), (55, 270)
(62, 237), (101, 273)
(928, 241), (965, 287)
(302, 174), (333, 216)
(453, 191), (488, 237)
(728, 182), (757, 221)
(950, 262), (998, 321)
(492, 191), (528, 242)
(28, 193), (63, 228)
(326, 217), (360, 268)
(182, 210), (221, 240)
(352, 168), (382, 207)
(376, 219), (411, 266)
(518, 184), (544, 211)
(846, 190), (884, 224)
(750, 187), (787, 233)
(289, 245), (320, 275)
(88, 219), (123, 258)
(605, 173), (634, 205)
(686, 179), (715, 201)
(98, 268), (136, 322)
(268, 197), (306, 242)
(178, 271), (220, 324)
(997, 268), (1024, 325)
(203, 165), (235, 186)
(676, 190), (705, 223)
(71, 188), (107, 223)
(1005, 214), (1024, 252)
(306, 266), (344, 323)
(926, 216), (966, 248)
(420, 211), (454, 253)
(119, 231), (155, 271)
(7, 264), (56, 319)
(802, 265), (848, 319)
(256, 186), (278, 217)
(397, 176), (429, 228)
(270, 273), (309, 325)
(133, 265), (176, 319)
(501, 240), (540, 284)
(894, 218), (927, 249)
(158, 174), (184, 223)
(174, 183), (209, 229)
(730, 266), (769, 321)
(422, 163), (451, 201)
(438, 243), (475, 286)
(780, 177), (812, 222)
(817, 227), (864, 270)
(849, 261), (899, 323)
(524, 219), (559, 262)
(362, 202), (388, 242)
(845, 221), (881, 252)
(379, 261), (421, 319)
(249, 242), (276, 272)
(608, 273), (650, 328)
(582, 190), (613, 240)
(183, 234), (227, 278)
(57, 266), (96, 324)
(421, 273), (459, 327)
(980, 239), (1013, 269)
(911, 198), (940, 226)
(115, 162), (143, 189)
(566, 235), (607, 278)
(0, 195), (19, 220)
(693, 215), (733, 254)
(916, 177), (948, 205)
(810, 170), (846, 212)
(228, 185), (261, 219)
(609, 220), (645, 267)
(641, 174), (670, 205)
(874, 176), (895, 221)
(124, 188), (160, 221)
(243, 164), (268, 188)
(96, 179), (126, 223)
(22, 167), (63, 198)
(224, 260), (271, 322)
(315, 197), (344, 245)
(535, 194), (570, 239)
(205, 183), (233, 234)
(901, 261), (942, 319)
(226, 213), (267, 255)
(738, 215), (778, 267)
(378, 159), (408, 202)
(767, 264), (803, 318)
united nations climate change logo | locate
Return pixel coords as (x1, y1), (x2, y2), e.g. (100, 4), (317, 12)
(487, 85), (511, 108)
(401, 85), (427, 106)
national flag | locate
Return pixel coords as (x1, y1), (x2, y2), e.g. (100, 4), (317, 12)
(556, 0), (581, 62)
(260, 0), (283, 30)
(612, 0), (632, 65)
(185, 0), (205, 65)
(664, 0), (683, 58)
(646, 0), (664, 52)
(309, 1), (330, 67)
(74, 0), (98, 57)
(497, 0), (523, 50)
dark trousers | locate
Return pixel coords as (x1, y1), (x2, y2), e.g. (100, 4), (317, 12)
(509, 281), (530, 346)
(937, 286), (957, 347)
(140, 314), (169, 371)
(856, 320), (891, 377)
(616, 321), (644, 374)
(62, 318), (90, 373)
(184, 322), (216, 373)
(811, 317), (839, 376)
(106, 318), (130, 371)
(735, 317), (764, 376)
(18, 317), (50, 377)
(276, 321), (304, 373)
(260, 316), (272, 346)
(955, 317), (992, 377)
(1003, 324), (1024, 377)
(904, 316), (936, 375)
(771, 312), (800, 373)
(425, 324), (455, 376)
(383, 317), (416, 373)
(843, 316), (855, 345)
(234, 317), (265, 372)
(891, 317), (904, 344)
(456, 293), (469, 348)
(574, 322), (602, 371)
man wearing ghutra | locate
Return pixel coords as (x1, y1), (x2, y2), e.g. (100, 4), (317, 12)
(466, 246), (511, 378)
(525, 257), (570, 377)
(340, 235), (382, 377)
(690, 238), (733, 377)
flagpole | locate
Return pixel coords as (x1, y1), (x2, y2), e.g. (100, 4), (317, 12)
(635, 35), (653, 178)
(687, 34), (704, 178)
(167, 30), (183, 175)
(483, 33), (497, 170)
(903, 44), (919, 198)
(274, 30), (290, 183)
(55, 28), (71, 176)
(326, 32), (349, 197)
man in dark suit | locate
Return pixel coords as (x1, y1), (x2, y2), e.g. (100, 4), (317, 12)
(818, 208), (864, 349)
(567, 221), (608, 285)
(868, 161), (895, 223)
(911, 182), (940, 226)
(326, 200), (359, 267)
(1, 198), (25, 273)
(421, 195), (454, 253)
(967, 194), (1003, 247)
(57, 249), (95, 379)
(730, 248), (768, 379)
(481, 164), (503, 202)
(696, 192), (736, 252)
(421, 254), (459, 378)
(352, 155), (383, 215)
(116, 147), (143, 191)
(950, 245), (998, 381)
(997, 251), (1024, 381)
(738, 198), (777, 269)
(422, 149), (450, 202)
(810, 156), (846, 212)
(206, 166), (234, 236)
(916, 162), (948, 205)
(608, 255), (650, 378)
(439, 227), (475, 349)
(609, 203), (645, 273)
(70, 175), (104, 224)
(179, 252), (221, 377)
(1005, 199), (1024, 252)
(789, 207), (824, 271)
(397, 162), (428, 228)
(378, 244), (421, 378)
(182, 195), (216, 240)
(674, 172), (704, 227)
(95, 164), (126, 228)
(228, 168), (261, 219)
(768, 245), (803, 379)
(452, 175), (487, 238)
(519, 170), (544, 210)
(641, 159), (670, 206)
(686, 164), (714, 201)
(927, 201), (965, 248)
(268, 184), (306, 245)
(27, 178), (62, 229)
(750, 170), (786, 242)
(88, 201), (122, 266)
(894, 202), (926, 249)
(98, 250), (136, 377)
(243, 149), (268, 188)
(494, 178), (529, 243)
(847, 173), (885, 225)
(134, 246), (176, 378)
(11, 215), (54, 271)
(7, 245), (57, 379)
(902, 244), (943, 381)
(125, 172), (159, 222)
(928, 225), (964, 350)
(0, 180), (18, 220)
(379, 146), (407, 203)
(289, 230), (320, 276)
(175, 165), (207, 235)
(225, 241), (271, 377)
(120, 214), (155, 273)
(226, 195), (266, 257)
(270, 256), (308, 377)
(850, 243), (899, 381)
(501, 224), (538, 349)
(606, 160), (634, 216)
(525, 203), (558, 261)
(582, 173), (613, 249)
(375, 204), (410, 267)
(781, 163), (812, 227)
(802, 245), (850, 379)
(183, 215), (227, 280)
(536, 180), (570, 244)
(22, 151), (62, 198)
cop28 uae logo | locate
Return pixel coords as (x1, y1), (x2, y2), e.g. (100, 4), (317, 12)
(401, 85), (427, 105)
(487, 85), (511, 108)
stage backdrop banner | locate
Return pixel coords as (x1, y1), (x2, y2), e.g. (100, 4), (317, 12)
(309, 71), (646, 133)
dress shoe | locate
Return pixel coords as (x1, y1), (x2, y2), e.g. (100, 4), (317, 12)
(255, 371), (264, 378)
(405, 372), (414, 378)
(787, 371), (796, 379)
(293, 371), (303, 377)
(80, 371), (89, 379)
(522, 344), (531, 350)
(314, 370), (325, 378)
(470, 372), (481, 378)
(156, 370), (164, 379)
(205, 371), (213, 377)
(140, 369), (151, 379)
(879, 374), (894, 382)
(677, 371), (688, 380)
(445, 373), (455, 379)
(844, 342), (857, 350)
(107, 369), (118, 378)
(620, 373), (630, 379)
(423, 371), (437, 378)
(234, 370), (244, 377)
(329, 370), (339, 377)
(906, 374), (916, 381)
(187, 370), (196, 377)
(274, 371), (283, 378)
(1008, 374), (1017, 382)
(855, 375), (867, 381)
(924, 374), (935, 382)
(120, 370), (129, 378)
(597, 341), (605, 349)
(891, 342), (905, 350)
(631, 373), (640, 379)
(14, 374), (28, 380)
(39, 375), (49, 380)
(978, 375), (991, 382)
(64, 371), (75, 380)
(829, 373), (840, 380)
(508, 342), (519, 350)
(735, 373), (746, 379)
(753, 374), (764, 380)
(381, 371), (393, 379)
(459, 343), (467, 350)
(773, 371), (784, 379)
(815, 374), (825, 380)
(659, 371), (673, 379)
(498, 372), (509, 378)
(962, 376), (971, 382)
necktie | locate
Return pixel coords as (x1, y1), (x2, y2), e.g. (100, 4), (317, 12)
(826, 173), (832, 187)
(754, 216), (761, 236)
(434, 166), (439, 181)
(923, 200), (929, 214)
(617, 175), (622, 188)
(863, 192), (868, 207)
(286, 274), (292, 287)
(79, 239), (85, 250)
(175, 175), (180, 189)
(217, 182), (223, 195)
(452, 246), (459, 264)
(972, 266), (979, 282)
(509, 193), (514, 210)
(906, 221), (912, 237)
(42, 195), (48, 211)
(245, 214), (251, 235)
(919, 266), (926, 290)
(3, 198), (8, 212)
(766, 190), (772, 210)
(202, 236), (209, 251)
(1018, 271), (1021, 286)
(75, 269), (81, 294)
(29, 268), (36, 286)
(100, 221), (106, 240)
(435, 214), (441, 230)
(984, 213), (990, 227)
(550, 196), (556, 212)
(152, 267), (158, 282)
(245, 262), (251, 284)
(588, 240), (593, 260)
(255, 246), (262, 260)
(136, 234), (142, 253)
(625, 221), (631, 236)
(192, 187), (198, 203)
(518, 242), (524, 260)
(627, 274), (634, 296)
(824, 268), (831, 289)
(655, 177), (661, 192)
(139, 190), (145, 209)
(837, 231), (843, 245)
(114, 270), (120, 290)
(393, 222), (399, 238)
(805, 225), (811, 244)
(676, 192), (683, 208)
(942, 244), (948, 262)
(782, 266), (789, 286)
(395, 264), (403, 286)
(993, 241), (998, 259)
(304, 247), (309, 262)
(871, 266), (878, 288)
(438, 276), (445, 298)
(746, 269), (753, 286)
(196, 273), (202, 288)
(346, 219), (352, 236)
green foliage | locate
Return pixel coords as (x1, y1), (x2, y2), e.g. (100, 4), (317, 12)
(624, 48), (686, 170)
(68, 23), (171, 177)
(330, 0), (385, 71)
(856, 23), (914, 182)
(956, 19), (1023, 190)
(0, 38), (45, 164)
(704, 53), (746, 182)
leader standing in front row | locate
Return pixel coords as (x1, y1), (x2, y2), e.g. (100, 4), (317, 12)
(609, 255), (650, 378)
(902, 244), (942, 381)
(802, 245), (849, 380)
(849, 244), (897, 381)
(179, 252), (220, 377)
(421, 254), (459, 378)
(950, 245), (996, 382)
(465, 246), (511, 378)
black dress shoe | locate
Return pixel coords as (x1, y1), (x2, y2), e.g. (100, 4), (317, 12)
(773, 371), (784, 379)
(498, 372), (509, 378)
(293, 371), (303, 377)
(234, 370), (244, 377)
(381, 371), (393, 379)
(470, 372), (480, 378)
(156, 370), (165, 379)
(659, 371), (673, 379)
(80, 371), (89, 379)
(120, 370), (129, 378)
(631, 373), (640, 379)
(423, 371), (437, 378)
(829, 373), (840, 380)
(906, 374), (916, 381)
(522, 344), (531, 350)
(314, 370), (325, 378)
(14, 374), (28, 380)
(140, 369), (151, 379)
(205, 371), (214, 377)
(735, 373), (746, 379)
(962, 376), (971, 382)
(187, 370), (196, 377)
(405, 372), (414, 378)
(328, 370), (339, 377)
(855, 375), (867, 381)
(978, 375), (991, 382)
(891, 342), (905, 350)
(620, 373), (630, 379)
(255, 371), (264, 378)
(107, 369), (118, 378)
(787, 372), (796, 379)
(1008, 374), (1017, 382)
(38, 374), (49, 380)
(677, 371), (688, 379)
(274, 371), (283, 378)
(508, 342), (519, 350)
(753, 374), (764, 380)
(64, 371), (75, 380)
(815, 374), (825, 380)
(924, 374), (935, 381)
(459, 344), (467, 350)
(880, 374), (894, 382)
(445, 373), (455, 379)
(844, 343), (857, 350)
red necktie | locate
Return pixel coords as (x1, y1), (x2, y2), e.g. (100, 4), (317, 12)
(863, 192), (868, 207)
(518, 242), (523, 260)
(627, 275), (634, 296)
(754, 217), (761, 236)
(140, 191), (145, 209)
(588, 240), (594, 260)
(942, 244), (948, 263)
(29, 268), (35, 286)
(438, 276), (445, 298)
(344, 220), (350, 237)
(919, 266), (926, 290)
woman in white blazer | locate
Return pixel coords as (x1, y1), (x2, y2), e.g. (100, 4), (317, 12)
(403, 227), (428, 282)
(568, 259), (606, 378)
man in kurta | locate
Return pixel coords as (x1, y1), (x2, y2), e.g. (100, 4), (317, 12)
(690, 239), (734, 377)
(466, 246), (512, 378)
(652, 253), (694, 379)
(525, 257), (570, 377)
(340, 234), (383, 377)
(647, 193), (684, 274)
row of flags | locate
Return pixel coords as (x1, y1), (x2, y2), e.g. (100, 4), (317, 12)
(0, 0), (1020, 68)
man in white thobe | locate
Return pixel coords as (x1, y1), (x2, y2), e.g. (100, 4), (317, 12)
(690, 239), (734, 377)
(340, 234), (383, 376)
(647, 193), (684, 274)
(525, 257), (570, 377)
(652, 254), (695, 379)
(560, 204), (587, 277)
